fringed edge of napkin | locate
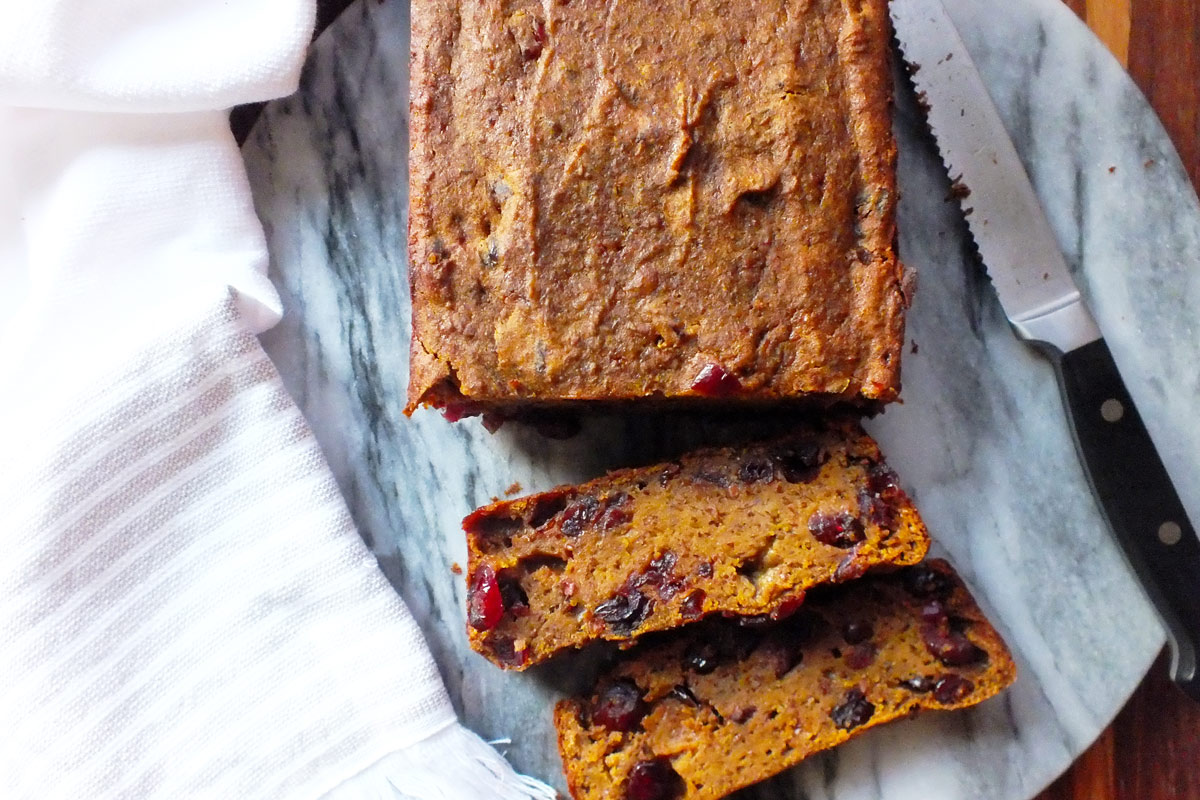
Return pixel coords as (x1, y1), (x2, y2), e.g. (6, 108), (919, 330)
(324, 722), (560, 800)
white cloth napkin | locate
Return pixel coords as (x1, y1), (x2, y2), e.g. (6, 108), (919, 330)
(0, 2), (556, 798)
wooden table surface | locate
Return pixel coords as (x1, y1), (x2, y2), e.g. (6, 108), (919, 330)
(1037, 4), (1200, 800)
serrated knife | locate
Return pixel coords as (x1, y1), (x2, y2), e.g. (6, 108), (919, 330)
(890, 0), (1200, 700)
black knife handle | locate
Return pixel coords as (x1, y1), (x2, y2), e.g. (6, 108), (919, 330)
(1051, 338), (1200, 700)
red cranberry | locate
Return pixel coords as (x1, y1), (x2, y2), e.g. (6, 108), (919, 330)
(592, 679), (647, 732)
(920, 620), (987, 666)
(866, 463), (899, 494)
(658, 464), (682, 487)
(696, 561), (713, 578)
(498, 574), (529, 616)
(920, 600), (948, 623)
(489, 635), (529, 668)
(809, 511), (865, 548)
(932, 674), (975, 704)
(643, 552), (678, 586)
(757, 632), (804, 678)
(900, 675), (936, 693)
(737, 457), (776, 484)
(467, 565), (503, 631)
(440, 400), (483, 423)
(599, 493), (633, 530)
(830, 689), (876, 730)
(858, 463), (903, 526)
(681, 589), (706, 620)
(560, 495), (601, 536)
(843, 643), (877, 669)
(690, 363), (742, 396)
(691, 468), (732, 488)
(772, 440), (826, 483)
(901, 565), (954, 598)
(481, 412), (507, 433)
(684, 640), (721, 674)
(625, 757), (684, 800)
(595, 588), (653, 634)
(521, 19), (546, 60)
(842, 621), (874, 644)
(833, 555), (867, 582)
(767, 593), (805, 622)
(527, 494), (568, 528)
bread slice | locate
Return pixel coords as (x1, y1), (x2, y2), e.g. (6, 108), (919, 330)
(463, 419), (929, 669)
(554, 559), (1016, 800)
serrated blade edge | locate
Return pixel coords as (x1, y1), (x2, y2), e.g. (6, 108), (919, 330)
(890, 0), (1100, 352)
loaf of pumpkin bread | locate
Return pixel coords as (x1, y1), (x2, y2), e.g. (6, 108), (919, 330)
(408, 0), (907, 415)
(463, 419), (929, 669)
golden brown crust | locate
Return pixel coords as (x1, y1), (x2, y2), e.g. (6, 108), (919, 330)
(462, 419), (929, 669)
(407, 0), (905, 414)
(554, 560), (1017, 800)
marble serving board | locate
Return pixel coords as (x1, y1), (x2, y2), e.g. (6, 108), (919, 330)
(241, 0), (1200, 796)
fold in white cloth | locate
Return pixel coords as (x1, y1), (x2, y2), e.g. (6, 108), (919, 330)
(0, 2), (554, 798)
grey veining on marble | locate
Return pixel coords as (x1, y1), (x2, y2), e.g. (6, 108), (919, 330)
(240, 0), (1200, 796)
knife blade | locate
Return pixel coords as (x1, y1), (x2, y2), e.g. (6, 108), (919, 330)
(891, 0), (1200, 700)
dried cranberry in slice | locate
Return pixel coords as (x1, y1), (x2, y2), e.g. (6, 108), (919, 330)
(738, 457), (776, 484)
(899, 675), (936, 693)
(600, 492), (634, 530)
(901, 564), (954, 598)
(833, 554), (867, 582)
(560, 495), (601, 537)
(440, 400), (484, 423)
(467, 565), (503, 631)
(757, 633), (805, 678)
(527, 494), (568, 529)
(858, 463), (903, 526)
(592, 679), (647, 732)
(489, 635), (529, 668)
(843, 643), (877, 670)
(932, 674), (975, 704)
(644, 552), (678, 585)
(684, 640), (721, 674)
(830, 689), (876, 730)
(498, 574), (529, 616)
(625, 757), (684, 800)
(920, 620), (987, 666)
(919, 600), (948, 623)
(680, 589), (706, 620)
(690, 362), (742, 396)
(595, 588), (653, 635)
(480, 412), (507, 433)
(657, 463), (682, 487)
(772, 439), (825, 483)
(842, 621), (874, 644)
(808, 511), (865, 548)
(866, 463), (900, 495)
(696, 561), (713, 578)
(691, 468), (732, 488)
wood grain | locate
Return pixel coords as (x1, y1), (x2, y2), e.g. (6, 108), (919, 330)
(1088, 0), (1132, 65)
(1128, 0), (1200, 189)
(1039, 5), (1200, 798)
